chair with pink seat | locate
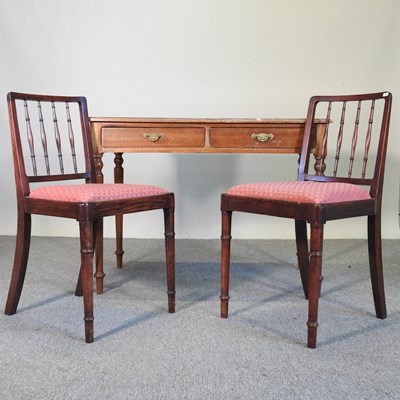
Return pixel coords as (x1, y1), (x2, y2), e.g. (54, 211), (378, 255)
(4, 92), (175, 343)
(220, 92), (392, 348)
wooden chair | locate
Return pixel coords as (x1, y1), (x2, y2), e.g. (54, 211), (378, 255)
(4, 92), (175, 343)
(220, 92), (392, 348)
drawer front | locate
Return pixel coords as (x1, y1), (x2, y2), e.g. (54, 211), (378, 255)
(209, 126), (303, 149)
(101, 126), (206, 148)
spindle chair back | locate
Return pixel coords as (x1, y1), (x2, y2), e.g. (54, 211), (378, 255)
(5, 92), (175, 343)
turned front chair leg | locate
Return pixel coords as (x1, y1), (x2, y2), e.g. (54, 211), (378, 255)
(79, 221), (94, 344)
(220, 210), (232, 318)
(307, 222), (324, 348)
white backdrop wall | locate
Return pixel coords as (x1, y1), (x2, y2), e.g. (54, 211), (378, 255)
(0, 0), (399, 239)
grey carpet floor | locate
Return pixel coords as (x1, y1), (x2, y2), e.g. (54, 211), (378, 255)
(0, 236), (399, 399)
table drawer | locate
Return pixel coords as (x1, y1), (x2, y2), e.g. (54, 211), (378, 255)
(100, 126), (206, 148)
(209, 126), (303, 149)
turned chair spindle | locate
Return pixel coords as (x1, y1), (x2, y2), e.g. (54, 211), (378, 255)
(362, 100), (375, 179)
(23, 100), (37, 176)
(333, 101), (346, 177)
(51, 101), (64, 174)
(66, 102), (78, 173)
(348, 101), (362, 178)
(37, 101), (51, 175)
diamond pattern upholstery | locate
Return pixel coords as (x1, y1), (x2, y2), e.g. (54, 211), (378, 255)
(29, 183), (167, 202)
(226, 181), (371, 204)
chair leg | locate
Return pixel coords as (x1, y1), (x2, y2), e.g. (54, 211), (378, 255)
(307, 222), (324, 349)
(79, 221), (94, 343)
(164, 207), (176, 313)
(75, 219), (100, 297)
(75, 268), (83, 297)
(93, 218), (105, 295)
(295, 220), (309, 299)
(115, 214), (124, 269)
(5, 212), (32, 315)
(367, 214), (387, 319)
(220, 210), (232, 318)
(114, 152), (124, 269)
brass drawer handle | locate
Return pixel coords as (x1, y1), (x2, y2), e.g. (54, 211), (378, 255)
(144, 133), (163, 142)
(251, 133), (274, 142)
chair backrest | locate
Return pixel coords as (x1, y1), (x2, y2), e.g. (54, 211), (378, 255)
(7, 92), (96, 197)
(298, 92), (392, 200)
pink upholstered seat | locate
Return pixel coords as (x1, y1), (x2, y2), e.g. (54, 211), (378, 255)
(226, 181), (371, 204)
(29, 183), (167, 202)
